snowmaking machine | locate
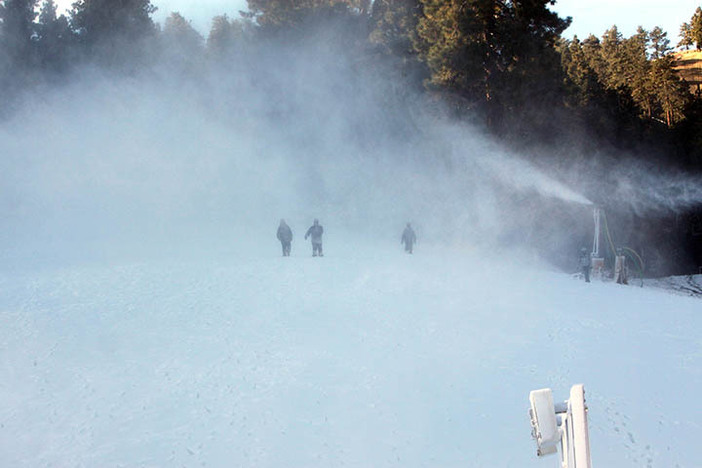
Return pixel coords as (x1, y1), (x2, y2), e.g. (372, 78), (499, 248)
(588, 206), (645, 284)
(528, 384), (592, 468)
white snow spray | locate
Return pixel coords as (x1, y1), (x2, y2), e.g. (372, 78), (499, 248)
(3, 20), (702, 468)
(472, 150), (593, 206)
(0, 24), (696, 271)
(610, 167), (702, 214)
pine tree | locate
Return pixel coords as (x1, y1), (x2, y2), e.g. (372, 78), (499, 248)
(678, 22), (693, 50)
(160, 12), (204, 72)
(600, 26), (627, 91)
(207, 14), (251, 57)
(0, 0), (39, 68)
(690, 7), (702, 50)
(649, 26), (671, 59)
(414, 0), (568, 125)
(70, 0), (157, 66)
(36, 0), (73, 72)
(370, 0), (421, 58)
(625, 28), (655, 119)
(651, 56), (689, 126)
(497, 0), (571, 118)
(414, 0), (503, 104)
(246, 0), (368, 28)
(581, 34), (607, 78)
(561, 36), (603, 107)
(163, 12), (203, 54)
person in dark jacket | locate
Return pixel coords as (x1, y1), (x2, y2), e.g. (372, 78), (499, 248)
(578, 247), (591, 282)
(401, 222), (416, 254)
(304, 219), (324, 257)
(277, 219), (293, 256)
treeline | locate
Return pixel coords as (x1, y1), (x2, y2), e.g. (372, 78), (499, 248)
(2, 1), (702, 169)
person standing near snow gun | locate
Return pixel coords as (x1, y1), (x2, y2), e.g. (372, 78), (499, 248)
(277, 219), (293, 256)
(578, 247), (591, 283)
(401, 222), (416, 254)
(304, 219), (324, 257)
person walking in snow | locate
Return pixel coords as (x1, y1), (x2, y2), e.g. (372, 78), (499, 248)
(277, 219), (293, 256)
(401, 222), (416, 254)
(304, 219), (324, 257)
(579, 247), (591, 283)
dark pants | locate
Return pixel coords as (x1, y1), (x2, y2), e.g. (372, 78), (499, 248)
(312, 242), (323, 257)
(404, 242), (414, 254)
(281, 241), (291, 256)
(582, 266), (590, 282)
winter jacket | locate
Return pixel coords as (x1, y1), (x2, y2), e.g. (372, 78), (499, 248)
(579, 252), (591, 268)
(402, 227), (416, 246)
(305, 224), (324, 244)
(277, 224), (293, 243)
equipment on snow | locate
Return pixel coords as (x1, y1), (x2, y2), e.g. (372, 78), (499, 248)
(529, 384), (592, 468)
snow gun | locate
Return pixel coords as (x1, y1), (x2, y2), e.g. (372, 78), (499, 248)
(591, 207), (645, 285)
(529, 384), (592, 468)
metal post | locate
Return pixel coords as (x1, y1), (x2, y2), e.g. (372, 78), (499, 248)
(592, 208), (601, 258)
(590, 208), (605, 280)
(529, 384), (592, 468)
(569, 385), (592, 468)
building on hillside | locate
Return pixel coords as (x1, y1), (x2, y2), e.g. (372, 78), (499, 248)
(673, 50), (702, 95)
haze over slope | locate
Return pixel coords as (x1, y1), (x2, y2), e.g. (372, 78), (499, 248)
(0, 28), (601, 270)
(1, 21), (701, 468)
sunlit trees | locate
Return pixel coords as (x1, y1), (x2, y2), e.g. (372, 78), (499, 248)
(651, 56), (689, 126)
(414, 0), (569, 126)
(370, 0), (420, 58)
(679, 22), (693, 50)
(648, 26), (670, 60)
(0, 0), (700, 167)
(679, 7), (702, 50)
(598, 26), (629, 91)
(691, 7), (702, 50)
(562, 25), (688, 128)
(414, 0), (500, 102)
(560, 36), (604, 108)
(368, 0), (425, 87)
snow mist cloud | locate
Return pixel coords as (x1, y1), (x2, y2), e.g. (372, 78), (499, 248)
(2, 26), (688, 269)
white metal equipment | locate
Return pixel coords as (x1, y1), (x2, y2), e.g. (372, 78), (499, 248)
(592, 208), (601, 258)
(529, 384), (592, 468)
(591, 208), (605, 279)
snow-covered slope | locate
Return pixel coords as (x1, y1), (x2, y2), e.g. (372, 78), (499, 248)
(643, 274), (702, 298)
(1, 240), (699, 467)
(2, 44), (701, 467)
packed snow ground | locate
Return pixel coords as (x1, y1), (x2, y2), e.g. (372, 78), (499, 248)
(1, 238), (700, 467)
